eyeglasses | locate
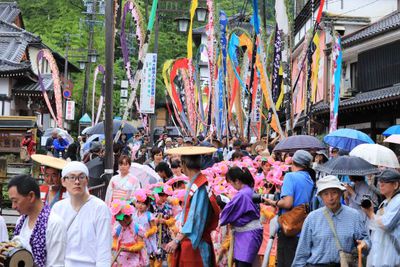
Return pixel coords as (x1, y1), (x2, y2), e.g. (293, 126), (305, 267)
(63, 174), (87, 181)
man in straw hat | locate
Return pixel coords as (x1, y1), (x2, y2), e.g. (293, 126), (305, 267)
(164, 146), (220, 267)
(9, 174), (66, 266)
(52, 161), (111, 267)
(31, 154), (68, 208)
(292, 175), (370, 266)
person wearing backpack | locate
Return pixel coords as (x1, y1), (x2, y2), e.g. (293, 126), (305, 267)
(164, 146), (220, 267)
(263, 150), (315, 267)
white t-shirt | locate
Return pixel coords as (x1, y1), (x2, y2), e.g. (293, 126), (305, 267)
(15, 211), (66, 267)
(52, 195), (111, 267)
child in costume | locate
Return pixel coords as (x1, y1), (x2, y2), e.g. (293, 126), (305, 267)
(132, 189), (158, 265)
(110, 199), (147, 267)
(151, 183), (174, 266)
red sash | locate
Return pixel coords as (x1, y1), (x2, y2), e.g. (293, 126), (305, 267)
(173, 173), (220, 267)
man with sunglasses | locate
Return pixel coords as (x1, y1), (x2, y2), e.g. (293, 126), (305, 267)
(52, 161), (111, 267)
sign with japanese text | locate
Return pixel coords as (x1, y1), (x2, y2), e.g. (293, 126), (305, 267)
(140, 53), (157, 114)
(65, 100), (75, 120)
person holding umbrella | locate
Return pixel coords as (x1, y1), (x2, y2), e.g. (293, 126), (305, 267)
(362, 169), (400, 267)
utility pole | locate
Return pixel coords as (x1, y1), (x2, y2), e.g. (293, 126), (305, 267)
(149, 12), (159, 145)
(81, 0), (100, 118)
(104, 0), (115, 181)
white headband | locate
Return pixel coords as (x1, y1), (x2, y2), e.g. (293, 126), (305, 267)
(62, 161), (89, 177)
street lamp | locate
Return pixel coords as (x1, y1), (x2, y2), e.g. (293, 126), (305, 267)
(195, 7), (208, 22)
(78, 59), (87, 70)
(175, 17), (190, 33)
(89, 51), (99, 63)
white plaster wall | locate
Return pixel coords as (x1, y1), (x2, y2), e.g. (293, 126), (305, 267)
(294, 0), (397, 46)
(0, 78), (9, 96)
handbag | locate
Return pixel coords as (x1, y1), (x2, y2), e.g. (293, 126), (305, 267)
(278, 204), (309, 237)
(323, 208), (358, 267)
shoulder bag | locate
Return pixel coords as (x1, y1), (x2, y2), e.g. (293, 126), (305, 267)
(323, 208), (357, 267)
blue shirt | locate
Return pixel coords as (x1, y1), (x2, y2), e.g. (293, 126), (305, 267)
(281, 171), (314, 213)
(292, 205), (371, 266)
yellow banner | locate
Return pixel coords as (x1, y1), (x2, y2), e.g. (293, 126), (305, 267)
(311, 32), (320, 103)
(187, 0), (198, 60)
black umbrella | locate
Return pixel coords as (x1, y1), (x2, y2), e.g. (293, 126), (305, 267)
(86, 120), (138, 135)
(273, 135), (325, 153)
(315, 155), (380, 176)
(85, 157), (105, 186)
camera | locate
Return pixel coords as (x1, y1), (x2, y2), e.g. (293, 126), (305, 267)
(360, 195), (374, 209)
(252, 193), (278, 204)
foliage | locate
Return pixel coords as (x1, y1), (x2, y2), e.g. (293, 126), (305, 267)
(16, 0), (294, 125)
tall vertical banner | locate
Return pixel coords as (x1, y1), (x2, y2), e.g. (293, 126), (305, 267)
(65, 101), (75, 121)
(329, 35), (342, 133)
(140, 53), (157, 113)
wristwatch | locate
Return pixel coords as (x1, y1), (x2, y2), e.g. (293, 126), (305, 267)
(174, 238), (180, 244)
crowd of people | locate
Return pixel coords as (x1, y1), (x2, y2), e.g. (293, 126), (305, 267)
(5, 129), (400, 267)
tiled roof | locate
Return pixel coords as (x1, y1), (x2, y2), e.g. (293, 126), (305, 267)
(0, 58), (30, 73)
(0, 2), (20, 23)
(13, 74), (54, 92)
(0, 4), (40, 75)
(342, 11), (400, 47)
(313, 85), (400, 113)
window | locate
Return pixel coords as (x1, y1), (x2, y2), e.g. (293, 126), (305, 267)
(350, 62), (357, 90)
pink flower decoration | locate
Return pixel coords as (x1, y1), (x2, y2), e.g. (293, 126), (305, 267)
(163, 184), (174, 195)
(134, 189), (148, 203)
(121, 203), (134, 216)
(110, 199), (123, 215)
(174, 189), (186, 202)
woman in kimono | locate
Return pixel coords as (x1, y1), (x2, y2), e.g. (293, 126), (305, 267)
(105, 155), (139, 206)
(220, 166), (263, 267)
(363, 169), (400, 267)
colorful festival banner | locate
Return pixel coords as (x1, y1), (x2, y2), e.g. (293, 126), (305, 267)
(329, 35), (342, 133)
(115, 0), (158, 142)
(37, 49), (63, 129)
(92, 65), (105, 125)
(140, 53), (157, 114)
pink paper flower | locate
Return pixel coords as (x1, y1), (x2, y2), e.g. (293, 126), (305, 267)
(134, 189), (148, 203)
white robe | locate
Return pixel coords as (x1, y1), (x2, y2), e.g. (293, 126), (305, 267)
(15, 211), (66, 266)
(52, 195), (112, 267)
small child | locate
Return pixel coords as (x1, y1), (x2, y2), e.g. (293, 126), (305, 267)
(152, 184), (174, 266)
(110, 199), (147, 267)
(132, 189), (158, 265)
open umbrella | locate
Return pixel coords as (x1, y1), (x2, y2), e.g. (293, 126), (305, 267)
(81, 126), (93, 135)
(129, 163), (161, 188)
(43, 128), (74, 144)
(323, 129), (374, 152)
(350, 144), (400, 169)
(86, 157), (105, 186)
(86, 120), (138, 135)
(315, 156), (380, 176)
(273, 135), (325, 153)
(384, 134), (400, 145)
(382, 125), (400, 136)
